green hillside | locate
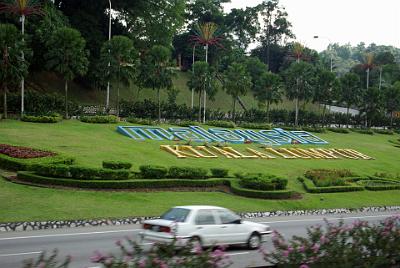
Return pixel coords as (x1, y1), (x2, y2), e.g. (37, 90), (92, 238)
(28, 71), (320, 113)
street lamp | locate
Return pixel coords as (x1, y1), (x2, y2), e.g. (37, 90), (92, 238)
(314, 35), (333, 72)
(106, 0), (112, 110)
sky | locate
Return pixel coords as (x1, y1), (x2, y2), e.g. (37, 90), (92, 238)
(223, 0), (400, 51)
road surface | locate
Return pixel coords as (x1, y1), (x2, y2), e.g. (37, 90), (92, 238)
(0, 212), (397, 268)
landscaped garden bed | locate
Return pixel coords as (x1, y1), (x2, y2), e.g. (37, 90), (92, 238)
(0, 144), (57, 159)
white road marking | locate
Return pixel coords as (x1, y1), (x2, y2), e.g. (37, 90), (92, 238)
(226, 252), (249, 256)
(0, 251), (42, 257)
(259, 214), (397, 224)
(0, 229), (142, 241)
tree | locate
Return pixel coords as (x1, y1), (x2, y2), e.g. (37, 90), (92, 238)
(361, 86), (382, 127)
(244, 57), (268, 88)
(187, 61), (209, 122)
(283, 61), (316, 126)
(383, 82), (400, 127)
(99, 35), (138, 115)
(258, 0), (294, 69)
(142, 45), (173, 122)
(313, 68), (339, 125)
(45, 27), (89, 118)
(253, 71), (282, 122)
(339, 73), (362, 126)
(224, 62), (252, 122)
(0, 23), (28, 119)
(0, 0), (44, 116)
(191, 21), (223, 122)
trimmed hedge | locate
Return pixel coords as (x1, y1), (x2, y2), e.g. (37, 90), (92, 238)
(102, 161), (132, 170)
(350, 128), (374, 135)
(174, 120), (199, 127)
(168, 166), (208, 179)
(230, 180), (295, 199)
(301, 126), (326, 133)
(16, 172), (296, 199)
(236, 173), (288, 190)
(33, 164), (130, 180)
(210, 168), (229, 178)
(373, 129), (394, 135)
(206, 120), (236, 128)
(126, 117), (156, 126)
(139, 165), (168, 179)
(80, 115), (119, 124)
(0, 153), (75, 171)
(16, 171), (227, 189)
(298, 177), (364, 193)
(21, 114), (62, 123)
(237, 122), (272, 130)
(327, 128), (350, 134)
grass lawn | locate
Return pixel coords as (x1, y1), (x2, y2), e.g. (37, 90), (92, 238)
(0, 119), (400, 222)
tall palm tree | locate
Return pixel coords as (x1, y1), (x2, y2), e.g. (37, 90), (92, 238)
(0, 0), (44, 116)
(363, 53), (374, 90)
(190, 22), (223, 123)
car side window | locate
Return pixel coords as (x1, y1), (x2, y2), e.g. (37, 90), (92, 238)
(217, 209), (240, 224)
(195, 210), (216, 225)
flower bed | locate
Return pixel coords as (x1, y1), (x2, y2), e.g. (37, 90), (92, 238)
(305, 169), (355, 187)
(298, 177), (364, 193)
(0, 144), (56, 159)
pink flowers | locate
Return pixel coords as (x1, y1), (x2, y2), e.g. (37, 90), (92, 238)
(311, 244), (320, 253)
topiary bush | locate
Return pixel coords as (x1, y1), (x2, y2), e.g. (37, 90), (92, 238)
(139, 165), (168, 179)
(168, 166), (208, 179)
(102, 161), (132, 170)
(80, 115), (119, 124)
(206, 120), (236, 128)
(237, 173), (288, 191)
(210, 168), (229, 178)
(21, 114), (62, 123)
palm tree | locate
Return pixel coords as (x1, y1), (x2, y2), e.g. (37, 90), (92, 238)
(190, 22), (223, 123)
(0, 0), (44, 116)
(363, 53), (374, 90)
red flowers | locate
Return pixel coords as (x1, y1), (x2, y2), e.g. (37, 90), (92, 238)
(0, 144), (56, 159)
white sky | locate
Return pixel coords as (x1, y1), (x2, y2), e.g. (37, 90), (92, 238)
(223, 0), (400, 51)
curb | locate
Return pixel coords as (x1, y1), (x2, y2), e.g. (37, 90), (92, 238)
(1, 206), (400, 232)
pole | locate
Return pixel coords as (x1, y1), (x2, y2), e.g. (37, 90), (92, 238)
(191, 45), (195, 109)
(203, 44), (208, 123)
(21, 15), (25, 116)
(106, 0), (112, 110)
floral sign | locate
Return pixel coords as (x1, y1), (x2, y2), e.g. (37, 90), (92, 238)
(117, 126), (328, 145)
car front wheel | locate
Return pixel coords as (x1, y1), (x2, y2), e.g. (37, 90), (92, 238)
(247, 233), (261, 249)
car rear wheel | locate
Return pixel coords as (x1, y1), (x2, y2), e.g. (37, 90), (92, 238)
(247, 233), (261, 249)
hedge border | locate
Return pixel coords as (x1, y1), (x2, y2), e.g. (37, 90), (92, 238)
(298, 177), (364, 193)
(352, 177), (400, 191)
(0, 154), (75, 171)
(15, 172), (297, 199)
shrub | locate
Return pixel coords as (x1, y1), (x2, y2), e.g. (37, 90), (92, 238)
(139, 165), (168, 179)
(263, 216), (400, 267)
(350, 128), (374, 135)
(238, 173), (288, 190)
(174, 120), (199, 127)
(80, 115), (119, 124)
(305, 169), (354, 187)
(301, 126), (326, 133)
(126, 117), (156, 125)
(298, 177), (364, 193)
(206, 120), (236, 128)
(327, 127), (350, 134)
(102, 161), (132, 170)
(17, 171), (226, 189)
(230, 180), (295, 199)
(210, 168), (229, 178)
(0, 153), (74, 171)
(373, 129), (394, 135)
(33, 164), (130, 180)
(168, 166), (208, 179)
(237, 122), (272, 130)
(21, 114), (62, 123)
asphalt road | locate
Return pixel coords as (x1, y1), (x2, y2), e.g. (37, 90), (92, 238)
(0, 212), (398, 268)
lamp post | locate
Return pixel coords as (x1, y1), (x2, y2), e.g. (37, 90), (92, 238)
(191, 44), (196, 109)
(106, 0), (112, 110)
(314, 35), (333, 72)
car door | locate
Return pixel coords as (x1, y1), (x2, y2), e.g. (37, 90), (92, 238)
(193, 209), (222, 246)
(215, 209), (250, 244)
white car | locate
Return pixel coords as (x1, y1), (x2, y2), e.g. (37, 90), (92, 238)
(139, 205), (272, 249)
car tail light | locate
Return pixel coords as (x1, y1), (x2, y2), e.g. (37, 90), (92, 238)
(159, 226), (171, 233)
(143, 223), (151, 230)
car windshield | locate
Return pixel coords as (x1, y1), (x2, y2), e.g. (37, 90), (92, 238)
(160, 208), (190, 222)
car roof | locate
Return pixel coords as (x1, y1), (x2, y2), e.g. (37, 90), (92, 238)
(173, 205), (227, 210)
